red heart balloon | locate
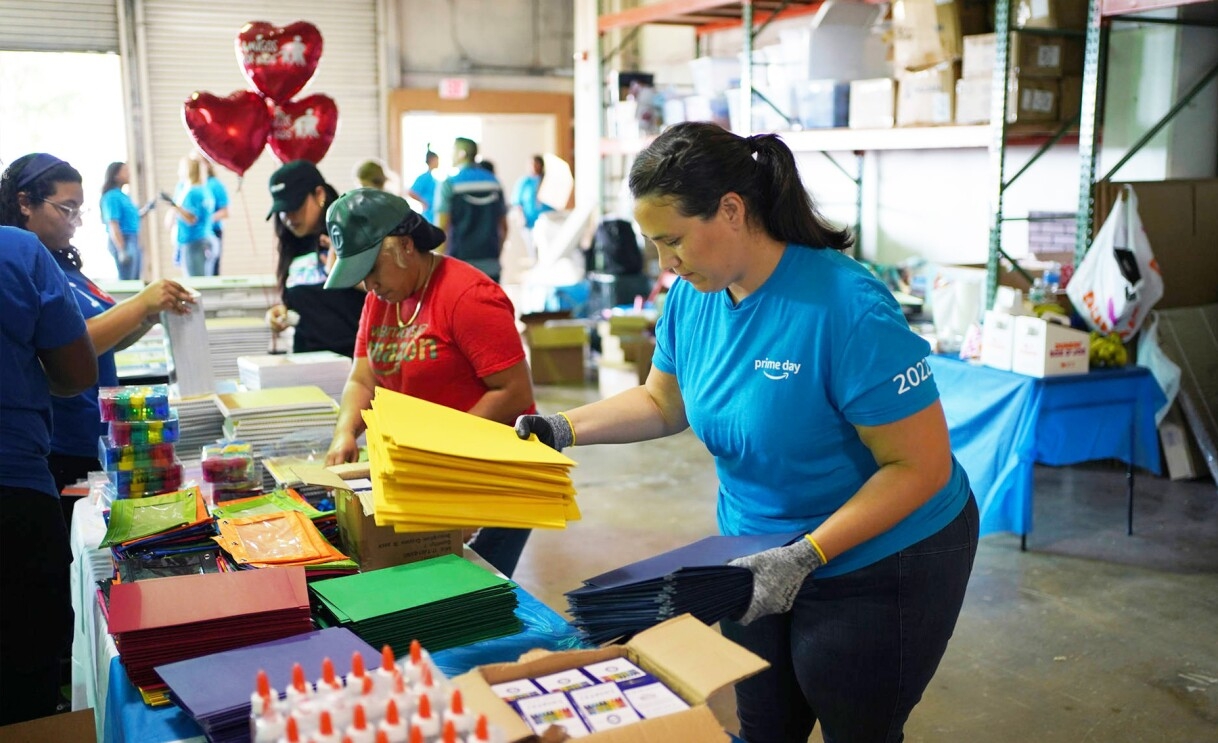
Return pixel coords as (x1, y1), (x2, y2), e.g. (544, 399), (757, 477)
(236, 21), (323, 103)
(268, 95), (339, 165)
(182, 91), (273, 177)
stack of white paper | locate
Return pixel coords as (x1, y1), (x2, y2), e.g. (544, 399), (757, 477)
(173, 394), (225, 459)
(237, 352), (352, 399)
(205, 317), (274, 383)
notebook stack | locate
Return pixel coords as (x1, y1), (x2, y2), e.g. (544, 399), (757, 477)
(206, 316), (274, 381)
(156, 628), (380, 743)
(238, 351), (353, 399)
(172, 394), (226, 459)
(310, 554), (522, 655)
(107, 567), (314, 697)
(217, 386), (340, 461)
(566, 532), (803, 644)
(362, 388), (579, 533)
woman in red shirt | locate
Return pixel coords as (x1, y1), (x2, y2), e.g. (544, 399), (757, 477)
(323, 189), (535, 576)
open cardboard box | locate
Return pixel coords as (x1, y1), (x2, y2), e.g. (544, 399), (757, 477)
(454, 614), (768, 742)
(291, 463), (463, 571)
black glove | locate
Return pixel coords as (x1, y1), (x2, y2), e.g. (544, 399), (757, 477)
(729, 538), (825, 625)
(514, 413), (574, 451)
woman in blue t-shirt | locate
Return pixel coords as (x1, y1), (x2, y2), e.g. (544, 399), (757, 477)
(516, 123), (978, 743)
(0, 154), (196, 498)
(163, 155), (215, 277)
(100, 161), (154, 280)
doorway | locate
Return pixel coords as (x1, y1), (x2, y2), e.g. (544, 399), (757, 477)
(401, 112), (558, 285)
(0, 51), (129, 280)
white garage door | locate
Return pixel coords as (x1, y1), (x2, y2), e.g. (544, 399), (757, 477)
(0, 0), (119, 53)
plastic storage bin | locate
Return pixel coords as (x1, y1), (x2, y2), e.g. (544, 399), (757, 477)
(98, 438), (177, 472)
(98, 385), (171, 422)
(108, 411), (181, 446)
(107, 462), (185, 498)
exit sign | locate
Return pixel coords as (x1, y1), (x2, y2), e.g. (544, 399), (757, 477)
(438, 78), (469, 100)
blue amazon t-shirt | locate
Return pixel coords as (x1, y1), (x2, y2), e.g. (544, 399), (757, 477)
(651, 244), (971, 578)
(100, 188), (140, 236)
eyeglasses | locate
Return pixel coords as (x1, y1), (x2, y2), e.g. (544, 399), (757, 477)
(43, 199), (87, 223)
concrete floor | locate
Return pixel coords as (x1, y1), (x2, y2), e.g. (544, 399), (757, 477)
(512, 383), (1218, 743)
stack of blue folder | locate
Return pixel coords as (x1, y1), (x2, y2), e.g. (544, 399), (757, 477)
(565, 532), (803, 644)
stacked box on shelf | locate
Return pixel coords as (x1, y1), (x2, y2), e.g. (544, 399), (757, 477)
(98, 385), (184, 498)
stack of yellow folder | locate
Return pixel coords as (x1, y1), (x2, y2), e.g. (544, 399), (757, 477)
(362, 388), (579, 532)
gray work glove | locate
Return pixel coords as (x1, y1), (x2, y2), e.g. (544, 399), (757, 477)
(729, 538), (825, 625)
(514, 413), (574, 452)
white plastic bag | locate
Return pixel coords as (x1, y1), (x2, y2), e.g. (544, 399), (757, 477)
(1136, 312), (1181, 425)
(1067, 185), (1164, 340)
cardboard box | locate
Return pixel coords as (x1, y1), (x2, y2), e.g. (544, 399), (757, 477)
(849, 78), (897, 128)
(897, 63), (958, 126)
(1017, 0), (1089, 30)
(287, 464), (464, 572)
(892, 0), (990, 71)
(796, 80), (851, 129)
(528, 322), (587, 386)
(1159, 402), (1203, 481)
(336, 490), (464, 572)
(981, 310), (1019, 371)
(955, 76), (992, 124)
(1059, 75), (1082, 122)
(1011, 316), (1090, 377)
(1010, 76), (1059, 123)
(962, 33), (1083, 80)
(0, 709), (94, 742)
(454, 614), (768, 743)
(1093, 180), (1218, 309)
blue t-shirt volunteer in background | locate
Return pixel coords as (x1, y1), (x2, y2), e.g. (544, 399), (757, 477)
(651, 244), (971, 579)
(174, 183), (215, 244)
(0, 227), (90, 497)
(48, 252), (120, 458)
(512, 174), (553, 229)
(410, 169), (438, 224)
(100, 188), (140, 237)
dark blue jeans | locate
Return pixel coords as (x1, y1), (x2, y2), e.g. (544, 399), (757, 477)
(468, 527), (532, 578)
(723, 494), (978, 743)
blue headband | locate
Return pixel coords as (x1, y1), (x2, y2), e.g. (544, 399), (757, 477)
(15, 153), (69, 189)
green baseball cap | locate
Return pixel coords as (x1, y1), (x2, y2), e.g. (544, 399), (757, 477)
(323, 189), (412, 289)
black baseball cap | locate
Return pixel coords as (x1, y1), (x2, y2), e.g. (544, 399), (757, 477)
(267, 160), (325, 219)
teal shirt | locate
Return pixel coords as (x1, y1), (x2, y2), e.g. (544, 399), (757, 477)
(100, 188), (140, 236)
(651, 245), (971, 578)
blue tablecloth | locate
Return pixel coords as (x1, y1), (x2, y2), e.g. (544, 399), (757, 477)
(929, 357), (1165, 538)
(103, 587), (585, 743)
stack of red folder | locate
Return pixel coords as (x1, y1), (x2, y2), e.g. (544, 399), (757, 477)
(107, 566), (313, 693)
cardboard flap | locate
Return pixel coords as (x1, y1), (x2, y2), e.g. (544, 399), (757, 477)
(627, 614), (769, 703)
(292, 463), (352, 491)
(453, 671), (534, 742)
(586, 708), (730, 743)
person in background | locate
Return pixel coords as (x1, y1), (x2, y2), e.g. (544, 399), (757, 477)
(322, 189), (535, 578)
(356, 159), (389, 191)
(511, 154), (553, 262)
(265, 159), (365, 357)
(201, 157), (229, 275)
(162, 155), (215, 277)
(99, 161), (154, 280)
(0, 222), (97, 726)
(516, 122), (978, 743)
(435, 137), (507, 283)
(0, 154), (196, 503)
(406, 150), (439, 224)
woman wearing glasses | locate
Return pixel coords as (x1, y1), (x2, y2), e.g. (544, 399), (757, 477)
(0, 153), (196, 499)
(320, 189), (536, 578)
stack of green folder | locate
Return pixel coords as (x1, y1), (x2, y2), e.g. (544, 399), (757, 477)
(308, 554), (522, 656)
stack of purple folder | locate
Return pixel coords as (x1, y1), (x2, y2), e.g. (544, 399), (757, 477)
(155, 627), (379, 743)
